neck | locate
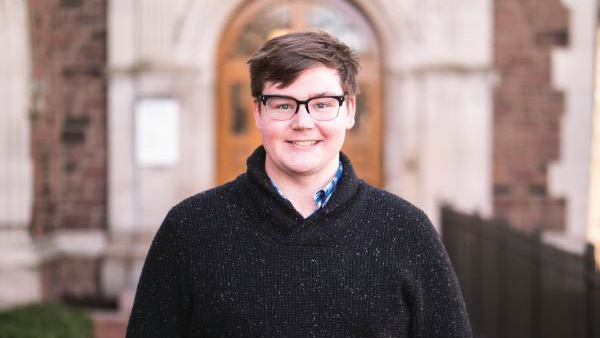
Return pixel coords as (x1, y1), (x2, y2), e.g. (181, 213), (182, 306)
(265, 154), (340, 217)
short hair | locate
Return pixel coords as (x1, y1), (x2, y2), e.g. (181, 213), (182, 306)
(247, 31), (360, 97)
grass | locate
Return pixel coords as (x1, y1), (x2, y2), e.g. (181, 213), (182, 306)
(0, 303), (91, 338)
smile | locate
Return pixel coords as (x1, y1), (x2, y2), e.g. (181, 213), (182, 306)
(288, 140), (320, 146)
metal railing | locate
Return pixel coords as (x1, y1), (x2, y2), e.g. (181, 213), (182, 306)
(441, 206), (600, 338)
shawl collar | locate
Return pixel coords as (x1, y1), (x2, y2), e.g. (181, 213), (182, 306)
(239, 146), (365, 246)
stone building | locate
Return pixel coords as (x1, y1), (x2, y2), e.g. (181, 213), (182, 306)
(0, 0), (597, 314)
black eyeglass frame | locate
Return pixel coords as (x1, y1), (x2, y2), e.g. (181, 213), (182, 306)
(257, 94), (347, 121)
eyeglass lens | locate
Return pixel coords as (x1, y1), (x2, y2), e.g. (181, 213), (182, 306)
(265, 97), (341, 121)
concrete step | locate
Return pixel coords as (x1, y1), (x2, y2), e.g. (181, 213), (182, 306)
(92, 311), (128, 338)
(91, 288), (135, 338)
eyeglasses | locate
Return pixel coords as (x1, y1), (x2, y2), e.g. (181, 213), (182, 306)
(258, 94), (346, 121)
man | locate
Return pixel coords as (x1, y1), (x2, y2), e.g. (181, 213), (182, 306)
(126, 31), (472, 338)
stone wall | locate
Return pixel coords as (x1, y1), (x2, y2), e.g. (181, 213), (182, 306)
(0, 0), (39, 307)
(371, 0), (495, 225)
(27, 0), (108, 302)
(493, 0), (569, 232)
(547, 0), (596, 249)
(590, 26), (600, 264)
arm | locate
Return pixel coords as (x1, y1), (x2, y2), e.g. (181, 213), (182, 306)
(126, 208), (192, 338)
(405, 210), (473, 338)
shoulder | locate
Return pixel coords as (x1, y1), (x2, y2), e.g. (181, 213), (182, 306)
(354, 182), (439, 242)
(174, 175), (242, 210)
(361, 183), (429, 222)
(162, 175), (246, 230)
(146, 176), (250, 259)
(358, 184), (451, 270)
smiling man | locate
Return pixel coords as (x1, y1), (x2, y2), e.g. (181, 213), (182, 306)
(126, 31), (472, 338)
(253, 64), (355, 217)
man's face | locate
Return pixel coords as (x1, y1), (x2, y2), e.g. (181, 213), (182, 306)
(253, 65), (356, 179)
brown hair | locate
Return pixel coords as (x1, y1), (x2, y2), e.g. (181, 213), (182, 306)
(247, 30), (360, 97)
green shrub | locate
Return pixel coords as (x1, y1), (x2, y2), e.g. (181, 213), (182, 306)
(0, 303), (91, 338)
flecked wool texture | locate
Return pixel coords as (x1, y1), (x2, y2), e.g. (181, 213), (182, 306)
(126, 146), (473, 338)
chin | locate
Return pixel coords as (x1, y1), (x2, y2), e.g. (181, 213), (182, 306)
(289, 151), (339, 171)
(284, 161), (322, 175)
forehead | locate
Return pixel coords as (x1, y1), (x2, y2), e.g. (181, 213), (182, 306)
(263, 66), (344, 97)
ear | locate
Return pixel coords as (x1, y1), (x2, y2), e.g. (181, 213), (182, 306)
(344, 96), (356, 129)
(252, 98), (263, 130)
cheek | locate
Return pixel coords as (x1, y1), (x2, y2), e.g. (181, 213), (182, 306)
(260, 124), (285, 143)
(319, 124), (347, 142)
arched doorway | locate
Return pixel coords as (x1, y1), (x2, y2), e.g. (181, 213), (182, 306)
(217, 0), (383, 186)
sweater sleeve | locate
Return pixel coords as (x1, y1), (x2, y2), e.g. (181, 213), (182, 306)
(126, 208), (192, 338)
(405, 210), (473, 338)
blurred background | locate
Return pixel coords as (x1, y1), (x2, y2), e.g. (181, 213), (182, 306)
(0, 0), (599, 337)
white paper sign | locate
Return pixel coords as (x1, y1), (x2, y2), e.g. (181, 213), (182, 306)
(135, 98), (180, 167)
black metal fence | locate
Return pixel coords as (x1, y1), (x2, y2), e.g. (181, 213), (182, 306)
(441, 206), (600, 338)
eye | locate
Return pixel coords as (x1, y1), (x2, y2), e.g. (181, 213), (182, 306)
(267, 97), (296, 110)
(311, 98), (337, 110)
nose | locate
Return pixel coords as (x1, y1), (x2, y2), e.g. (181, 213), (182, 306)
(291, 103), (315, 129)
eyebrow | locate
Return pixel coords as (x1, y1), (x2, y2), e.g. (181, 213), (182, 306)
(261, 92), (344, 100)
(307, 92), (343, 99)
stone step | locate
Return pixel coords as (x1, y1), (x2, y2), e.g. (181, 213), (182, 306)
(91, 288), (134, 338)
(92, 311), (128, 338)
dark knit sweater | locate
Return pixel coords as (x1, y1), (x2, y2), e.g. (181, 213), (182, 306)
(126, 146), (472, 338)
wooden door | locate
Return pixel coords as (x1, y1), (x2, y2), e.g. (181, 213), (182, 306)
(217, 0), (383, 185)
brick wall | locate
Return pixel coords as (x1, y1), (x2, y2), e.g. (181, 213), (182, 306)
(27, 0), (108, 301)
(40, 257), (103, 303)
(28, 0), (107, 235)
(493, 0), (569, 232)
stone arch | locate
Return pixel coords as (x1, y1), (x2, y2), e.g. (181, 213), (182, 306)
(352, 0), (495, 225)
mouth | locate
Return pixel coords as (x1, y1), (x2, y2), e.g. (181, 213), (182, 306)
(287, 140), (321, 146)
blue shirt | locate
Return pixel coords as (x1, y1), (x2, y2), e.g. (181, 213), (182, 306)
(271, 161), (344, 215)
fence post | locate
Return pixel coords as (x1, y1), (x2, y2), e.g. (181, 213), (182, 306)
(442, 207), (599, 338)
(497, 218), (507, 338)
(584, 244), (596, 338)
(472, 212), (482, 337)
(531, 230), (542, 338)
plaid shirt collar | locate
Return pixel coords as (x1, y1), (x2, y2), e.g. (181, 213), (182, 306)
(271, 161), (344, 214)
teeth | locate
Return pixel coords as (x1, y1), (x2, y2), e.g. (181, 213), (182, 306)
(291, 140), (318, 146)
